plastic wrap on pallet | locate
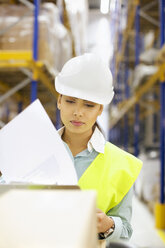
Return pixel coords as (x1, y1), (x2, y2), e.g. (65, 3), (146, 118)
(64, 0), (88, 55)
(139, 48), (159, 65)
(0, 4), (72, 71)
(143, 31), (156, 50)
(135, 151), (160, 213)
(51, 23), (72, 71)
(42, 3), (72, 70)
(131, 64), (158, 91)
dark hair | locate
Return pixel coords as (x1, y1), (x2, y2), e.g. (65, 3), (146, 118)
(93, 122), (105, 137)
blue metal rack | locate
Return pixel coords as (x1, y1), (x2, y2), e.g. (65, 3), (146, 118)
(134, 4), (140, 157)
(155, 0), (165, 229)
(123, 41), (130, 151)
(31, 0), (40, 102)
(159, 0), (165, 204)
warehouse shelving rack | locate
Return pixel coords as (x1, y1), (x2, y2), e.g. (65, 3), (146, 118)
(110, 0), (165, 230)
(0, 0), (58, 126)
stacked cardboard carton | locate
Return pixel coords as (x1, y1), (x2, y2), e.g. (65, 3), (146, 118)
(0, 3), (72, 71)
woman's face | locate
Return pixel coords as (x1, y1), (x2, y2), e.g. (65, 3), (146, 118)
(57, 95), (103, 135)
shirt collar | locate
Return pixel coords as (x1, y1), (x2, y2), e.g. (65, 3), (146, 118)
(58, 126), (65, 137)
(58, 126), (106, 154)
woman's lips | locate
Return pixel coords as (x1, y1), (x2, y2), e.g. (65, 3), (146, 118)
(71, 121), (84, 126)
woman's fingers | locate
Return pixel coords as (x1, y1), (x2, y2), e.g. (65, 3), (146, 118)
(96, 208), (103, 213)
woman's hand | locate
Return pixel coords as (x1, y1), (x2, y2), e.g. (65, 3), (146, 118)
(96, 208), (114, 233)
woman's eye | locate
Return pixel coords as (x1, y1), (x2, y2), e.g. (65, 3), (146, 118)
(66, 100), (75, 104)
(85, 104), (94, 108)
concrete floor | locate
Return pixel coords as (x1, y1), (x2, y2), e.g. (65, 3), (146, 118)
(130, 195), (165, 248)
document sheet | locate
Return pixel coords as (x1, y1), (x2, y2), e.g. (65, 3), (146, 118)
(0, 99), (78, 185)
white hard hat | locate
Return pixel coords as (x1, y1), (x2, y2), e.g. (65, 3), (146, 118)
(55, 53), (114, 105)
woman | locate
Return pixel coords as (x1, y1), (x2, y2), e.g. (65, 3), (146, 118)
(55, 53), (142, 243)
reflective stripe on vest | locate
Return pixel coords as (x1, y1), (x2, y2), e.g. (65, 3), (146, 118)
(78, 142), (142, 213)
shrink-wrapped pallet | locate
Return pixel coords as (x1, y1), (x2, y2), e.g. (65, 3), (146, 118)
(0, 16), (54, 67)
(64, 0), (88, 55)
(135, 151), (160, 213)
(139, 48), (159, 65)
(51, 23), (72, 71)
(131, 64), (158, 91)
(42, 3), (72, 70)
(0, 4), (72, 71)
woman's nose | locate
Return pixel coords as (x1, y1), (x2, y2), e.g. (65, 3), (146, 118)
(73, 107), (83, 117)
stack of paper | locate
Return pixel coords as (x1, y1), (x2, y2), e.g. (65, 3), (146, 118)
(0, 99), (78, 185)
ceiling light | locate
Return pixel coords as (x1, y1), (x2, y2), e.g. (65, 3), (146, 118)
(100, 0), (110, 14)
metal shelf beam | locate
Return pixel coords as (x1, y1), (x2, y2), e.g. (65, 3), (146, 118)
(0, 51), (32, 60)
(110, 64), (165, 128)
(0, 80), (29, 104)
(0, 51), (58, 99)
(0, 78), (31, 104)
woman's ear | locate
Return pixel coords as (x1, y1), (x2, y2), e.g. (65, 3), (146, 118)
(57, 94), (62, 110)
(98, 104), (103, 116)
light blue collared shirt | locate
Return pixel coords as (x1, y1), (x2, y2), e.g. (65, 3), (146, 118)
(58, 126), (133, 242)
(0, 176), (5, 184)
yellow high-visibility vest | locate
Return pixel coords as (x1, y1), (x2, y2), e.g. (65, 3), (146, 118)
(78, 142), (142, 213)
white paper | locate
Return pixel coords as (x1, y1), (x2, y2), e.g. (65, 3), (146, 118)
(0, 99), (78, 185)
